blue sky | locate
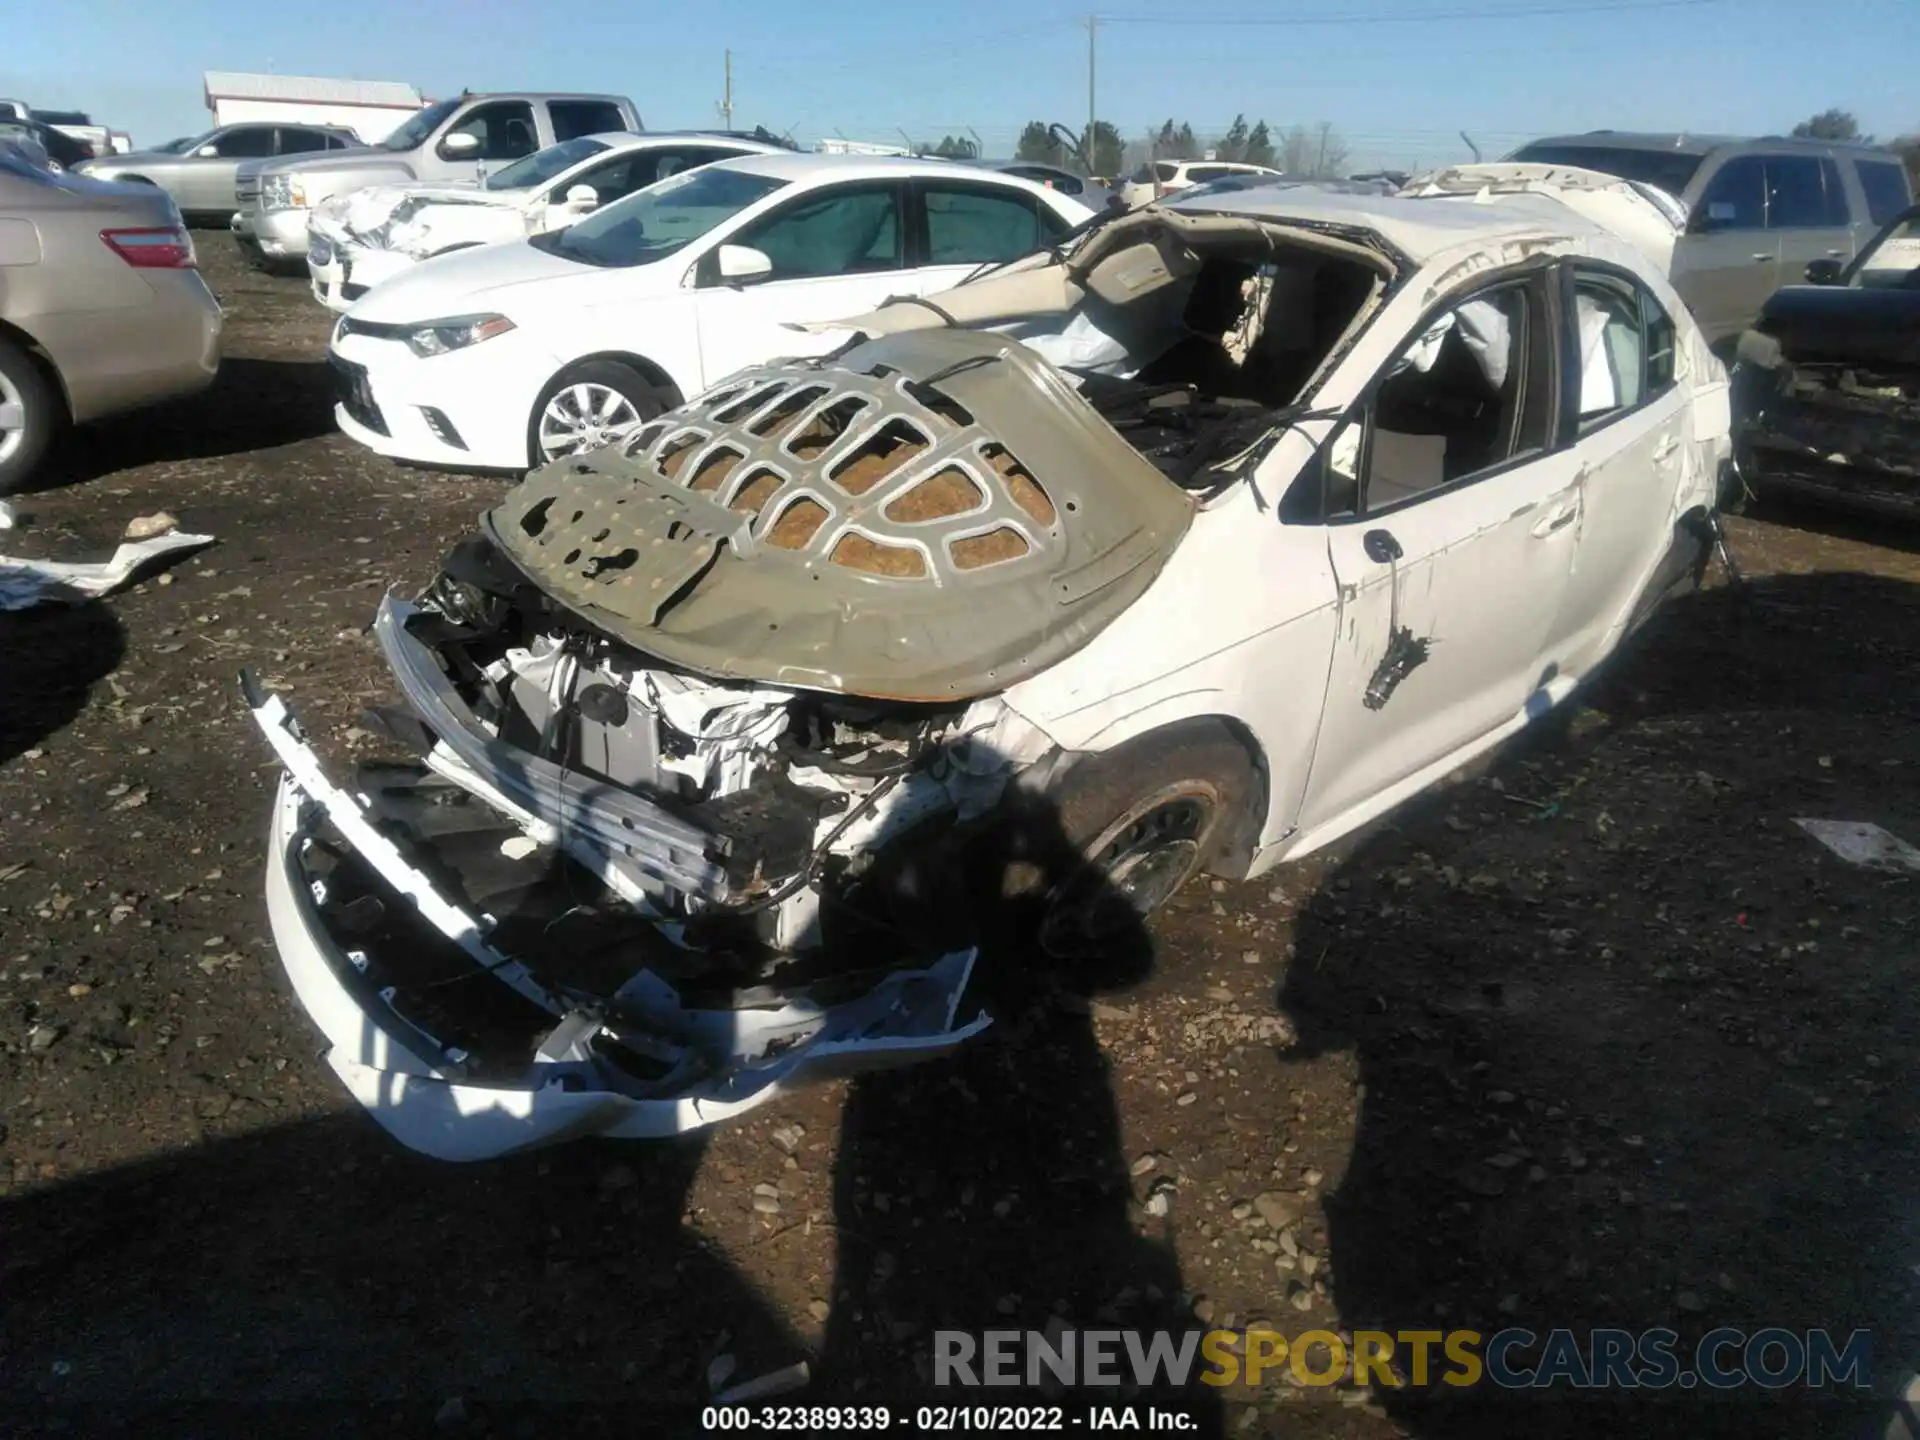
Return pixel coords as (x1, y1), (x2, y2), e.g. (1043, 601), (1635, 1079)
(6, 0), (1916, 169)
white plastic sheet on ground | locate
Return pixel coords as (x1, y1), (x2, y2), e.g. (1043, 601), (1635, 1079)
(1793, 819), (1920, 874)
(0, 531), (213, 611)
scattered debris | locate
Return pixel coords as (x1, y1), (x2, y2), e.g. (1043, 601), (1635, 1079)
(122, 511), (180, 542)
(0, 530), (214, 611)
(1793, 819), (1920, 874)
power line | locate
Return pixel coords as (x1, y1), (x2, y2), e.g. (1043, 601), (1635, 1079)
(1096, 0), (1720, 23)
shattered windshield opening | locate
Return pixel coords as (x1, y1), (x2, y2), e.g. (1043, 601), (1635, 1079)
(1507, 143), (1704, 199)
(486, 135), (610, 192)
(533, 166), (788, 267)
(381, 98), (461, 153)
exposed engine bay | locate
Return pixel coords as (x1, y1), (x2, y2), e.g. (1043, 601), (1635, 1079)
(243, 205), (1401, 1155)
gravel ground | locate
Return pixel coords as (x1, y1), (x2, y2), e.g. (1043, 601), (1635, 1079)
(1, 240), (1916, 1437)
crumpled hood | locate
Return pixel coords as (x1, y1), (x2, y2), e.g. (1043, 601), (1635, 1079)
(311, 179), (516, 252)
(485, 327), (1197, 701)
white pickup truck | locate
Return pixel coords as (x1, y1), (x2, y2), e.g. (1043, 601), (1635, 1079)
(232, 91), (639, 270)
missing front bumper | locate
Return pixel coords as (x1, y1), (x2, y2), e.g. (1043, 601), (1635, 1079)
(247, 682), (989, 1161)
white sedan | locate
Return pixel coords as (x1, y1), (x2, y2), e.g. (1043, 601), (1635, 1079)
(258, 180), (1732, 1158)
(326, 153), (1094, 470)
(304, 131), (787, 313)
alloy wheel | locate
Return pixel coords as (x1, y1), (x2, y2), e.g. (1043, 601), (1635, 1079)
(0, 369), (25, 466)
(537, 382), (643, 462)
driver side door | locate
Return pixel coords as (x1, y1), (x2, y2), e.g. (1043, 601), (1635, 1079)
(1672, 154), (1774, 346)
(692, 180), (915, 388)
(178, 124), (272, 212)
(1293, 269), (1582, 839)
(440, 100), (538, 177)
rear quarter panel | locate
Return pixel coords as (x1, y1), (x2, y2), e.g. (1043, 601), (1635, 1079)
(5, 188), (219, 421)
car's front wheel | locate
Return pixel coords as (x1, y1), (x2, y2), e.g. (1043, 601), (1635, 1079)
(528, 361), (677, 469)
(1022, 725), (1260, 959)
(0, 337), (62, 496)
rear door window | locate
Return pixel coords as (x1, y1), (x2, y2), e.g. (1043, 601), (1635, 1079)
(1764, 155), (1832, 229)
(920, 182), (1050, 265)
(275, 127), (333, 155)
(549, 101), (627, 143)
(1853, 159), (1913, 225)
(734, 183), (904, 279)
(1694, 155), (1766, 230)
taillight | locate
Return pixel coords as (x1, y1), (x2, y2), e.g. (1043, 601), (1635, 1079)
(100, 227), (196, 269)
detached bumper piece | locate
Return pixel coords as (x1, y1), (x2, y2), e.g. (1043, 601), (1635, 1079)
(245, 681), (987, 1161)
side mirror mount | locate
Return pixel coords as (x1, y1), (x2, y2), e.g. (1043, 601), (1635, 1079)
(438, 130), (481, 161)
(563, 183), (599, 210)
(196, 144), (219, 158)
(1803, 256), (1844, 286)
(714, 243), (773, 286)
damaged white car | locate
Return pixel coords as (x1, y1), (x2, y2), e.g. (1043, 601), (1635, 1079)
(251, 182), (1732, 1160)
(305, 132), (784, 313)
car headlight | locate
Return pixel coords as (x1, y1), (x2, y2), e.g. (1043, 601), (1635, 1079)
(262, 174), (308, 210)
(403, 313), (517, 358)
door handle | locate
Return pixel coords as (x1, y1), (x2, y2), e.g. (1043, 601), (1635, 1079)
(1531, 502), (1580, 538)
(1652, 433), (1680, 462)
(1825, 247), (1846, 257)
(1752, 253), (1773, 264)
(1362, 528), (1402, 564)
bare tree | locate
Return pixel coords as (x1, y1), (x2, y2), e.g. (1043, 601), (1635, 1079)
(1278, 122), (1350, 178)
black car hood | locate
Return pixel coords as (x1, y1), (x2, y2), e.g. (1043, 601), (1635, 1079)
(1759, 284), (1920, 369)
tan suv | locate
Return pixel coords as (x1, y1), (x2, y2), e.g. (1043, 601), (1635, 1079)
(1508, 131), (1915, 347)
(0, 153), (222, 492)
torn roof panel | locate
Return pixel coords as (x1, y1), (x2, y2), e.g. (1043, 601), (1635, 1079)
(485, 328), (1194, 701)
(1164, 182), (1589, 264)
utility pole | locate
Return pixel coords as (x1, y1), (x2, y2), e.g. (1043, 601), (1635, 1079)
(1085, 13), (1097, 174)
(719, 50), (733, 131)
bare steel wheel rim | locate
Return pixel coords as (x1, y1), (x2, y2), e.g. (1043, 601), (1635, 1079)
(0, 369), (25, 466)
(538, 382), (642, 461)
(1039, 783), (1219, 953)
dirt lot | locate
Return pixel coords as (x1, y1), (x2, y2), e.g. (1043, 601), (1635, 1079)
(1, 239), (1916, 1437)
